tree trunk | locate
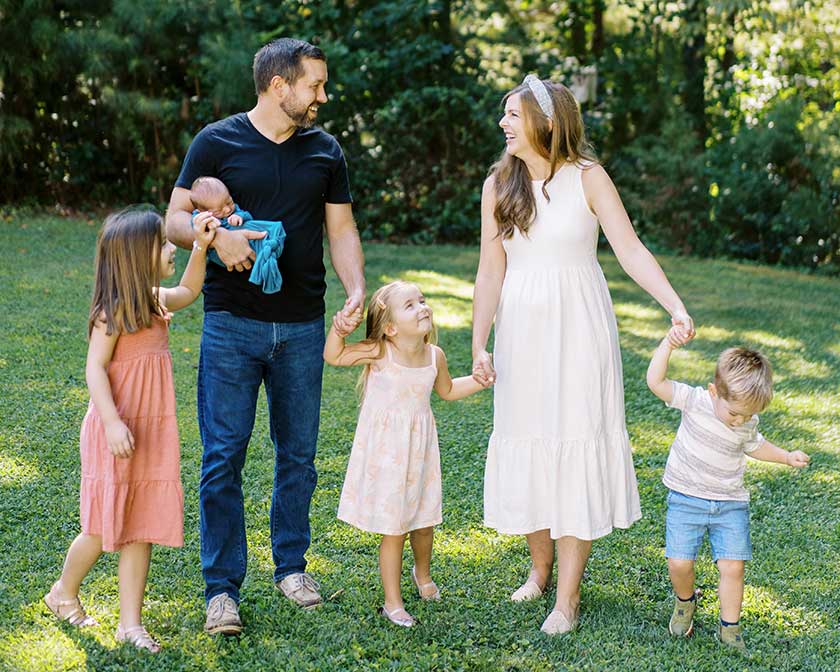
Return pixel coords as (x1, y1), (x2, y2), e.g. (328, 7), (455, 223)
(568, 0), (588, 61)
(681, 0), (707, 140)
(592, 0), (605, 57)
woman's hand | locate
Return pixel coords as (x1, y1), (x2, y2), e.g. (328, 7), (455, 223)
(105, 419), (135, 459)
(670, 309), (695, 345)
(472, 349), (496, 387)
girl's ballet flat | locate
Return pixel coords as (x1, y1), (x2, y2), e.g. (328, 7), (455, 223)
(411, 566), (441, 600)
(380, 605), (416, 627)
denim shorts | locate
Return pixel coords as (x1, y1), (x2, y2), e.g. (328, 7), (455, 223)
(665, 490), (752, 561)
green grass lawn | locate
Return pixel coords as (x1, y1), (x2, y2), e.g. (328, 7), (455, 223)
(1, 214), (838, 671)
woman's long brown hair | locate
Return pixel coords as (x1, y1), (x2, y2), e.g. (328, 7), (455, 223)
(88, 207), (164, 337)
(491, 80), (597, 239)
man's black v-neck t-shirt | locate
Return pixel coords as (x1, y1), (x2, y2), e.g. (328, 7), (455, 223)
(175, 113), (352, 323)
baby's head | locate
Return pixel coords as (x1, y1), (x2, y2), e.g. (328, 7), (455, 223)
(190, 176), (235, 219)
(365, 281), (436, 344)
(709, 347), (773, 427)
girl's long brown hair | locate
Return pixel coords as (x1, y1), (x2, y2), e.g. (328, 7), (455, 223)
(491, 80), (597, 239)
(355, 281), (437, 402)
(88, 207), (164, 337)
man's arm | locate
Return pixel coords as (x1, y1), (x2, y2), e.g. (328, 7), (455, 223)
(165, 187), (264, 272)
(325, 202), (365, 332)
(165, 187), (199, 250)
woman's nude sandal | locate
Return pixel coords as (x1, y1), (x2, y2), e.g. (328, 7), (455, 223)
(115, 624), (161, 653)
(380, 605), (416, 628)
(43, 583), (98, 627)
(411, 566), (441, 601)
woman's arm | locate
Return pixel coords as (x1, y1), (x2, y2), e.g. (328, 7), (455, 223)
(86, 322), (134, 458)
(582, 165), (695, 340)
(158, 215), (216, 312)
(471, 176), (507, 384)
(434, 347), (487, 401)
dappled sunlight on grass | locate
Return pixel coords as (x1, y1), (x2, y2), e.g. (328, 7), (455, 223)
(740, 330), (804, 351)
(5, 225), (840, 669)
(0, 451), (40, 486)
(370, 269), (476, 329)
(399, 270), (475, 301)
(743, 586), (830, 635)
(613, 302), (663, 323)
(434, 527), (521, 561)
(0, 626), (89, 672)
(696, 324), (738, 342)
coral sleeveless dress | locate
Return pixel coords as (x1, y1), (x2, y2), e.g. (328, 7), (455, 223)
(338, 343), (443, 535)
(484, 162), (642, 540)
(79, 314), (184, 551)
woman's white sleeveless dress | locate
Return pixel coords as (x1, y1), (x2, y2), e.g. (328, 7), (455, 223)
(484, 163), (642, 540)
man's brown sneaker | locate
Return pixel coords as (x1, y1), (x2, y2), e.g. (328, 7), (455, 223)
(204, 593), (243, 636)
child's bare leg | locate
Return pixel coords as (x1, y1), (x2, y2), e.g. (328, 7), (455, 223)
(379, 534), (407, 611)
(525, 529), (554, 588)
(668, 558), (696, 599)
(55, 533), (103, 597)
(117, 542), (151, 628)
(717, 559), (745, 622)
(408, 527), (434, 583)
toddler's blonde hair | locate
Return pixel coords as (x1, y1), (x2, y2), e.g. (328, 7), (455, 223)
(714, 347), (773, 411)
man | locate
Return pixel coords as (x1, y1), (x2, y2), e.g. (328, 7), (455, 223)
(166, 38), (364, 636)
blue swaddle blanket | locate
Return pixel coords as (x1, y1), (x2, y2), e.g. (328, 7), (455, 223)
(192, 206), (286, 294)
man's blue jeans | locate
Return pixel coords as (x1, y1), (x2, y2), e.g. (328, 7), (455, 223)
(197, 311), (325, 604)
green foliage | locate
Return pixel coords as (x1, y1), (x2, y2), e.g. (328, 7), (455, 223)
(1, 1), (838, 268)
(615, 95), (840, 272)
(1, 215), (839, 670)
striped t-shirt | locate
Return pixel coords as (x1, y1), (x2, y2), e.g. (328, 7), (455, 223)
(662, 382), (764, 501)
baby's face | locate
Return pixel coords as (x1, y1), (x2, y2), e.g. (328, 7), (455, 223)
(204, 192), (235, 220)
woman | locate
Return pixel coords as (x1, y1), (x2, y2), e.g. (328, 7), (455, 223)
(471, 75), (695, 634)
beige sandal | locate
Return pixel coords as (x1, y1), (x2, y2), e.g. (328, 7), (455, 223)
(380, 605), (416, 628)
(43, 583), (98, 627)
(411, 566), (441, 601)
(115, 624), (161, 653)
(511, 579), (544, 602)
(540, 608), (579, 635)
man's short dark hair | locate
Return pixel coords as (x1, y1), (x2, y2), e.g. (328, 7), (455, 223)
(253, 38), (326, 95)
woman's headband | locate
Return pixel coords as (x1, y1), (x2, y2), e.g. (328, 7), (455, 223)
(523, 74), (554, 118)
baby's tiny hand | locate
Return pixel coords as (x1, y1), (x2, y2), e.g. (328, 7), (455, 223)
(228, 214), (243, 227)
(786, 450), (810, 468)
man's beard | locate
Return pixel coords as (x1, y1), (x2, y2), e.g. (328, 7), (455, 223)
(281, 95), (317, 128)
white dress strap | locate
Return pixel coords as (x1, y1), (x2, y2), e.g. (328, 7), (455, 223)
(429, 345), (438, 374)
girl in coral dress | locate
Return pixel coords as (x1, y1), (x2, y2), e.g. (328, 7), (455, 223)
(324, 280), (489, 627)
(44, 207), (216, 652)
